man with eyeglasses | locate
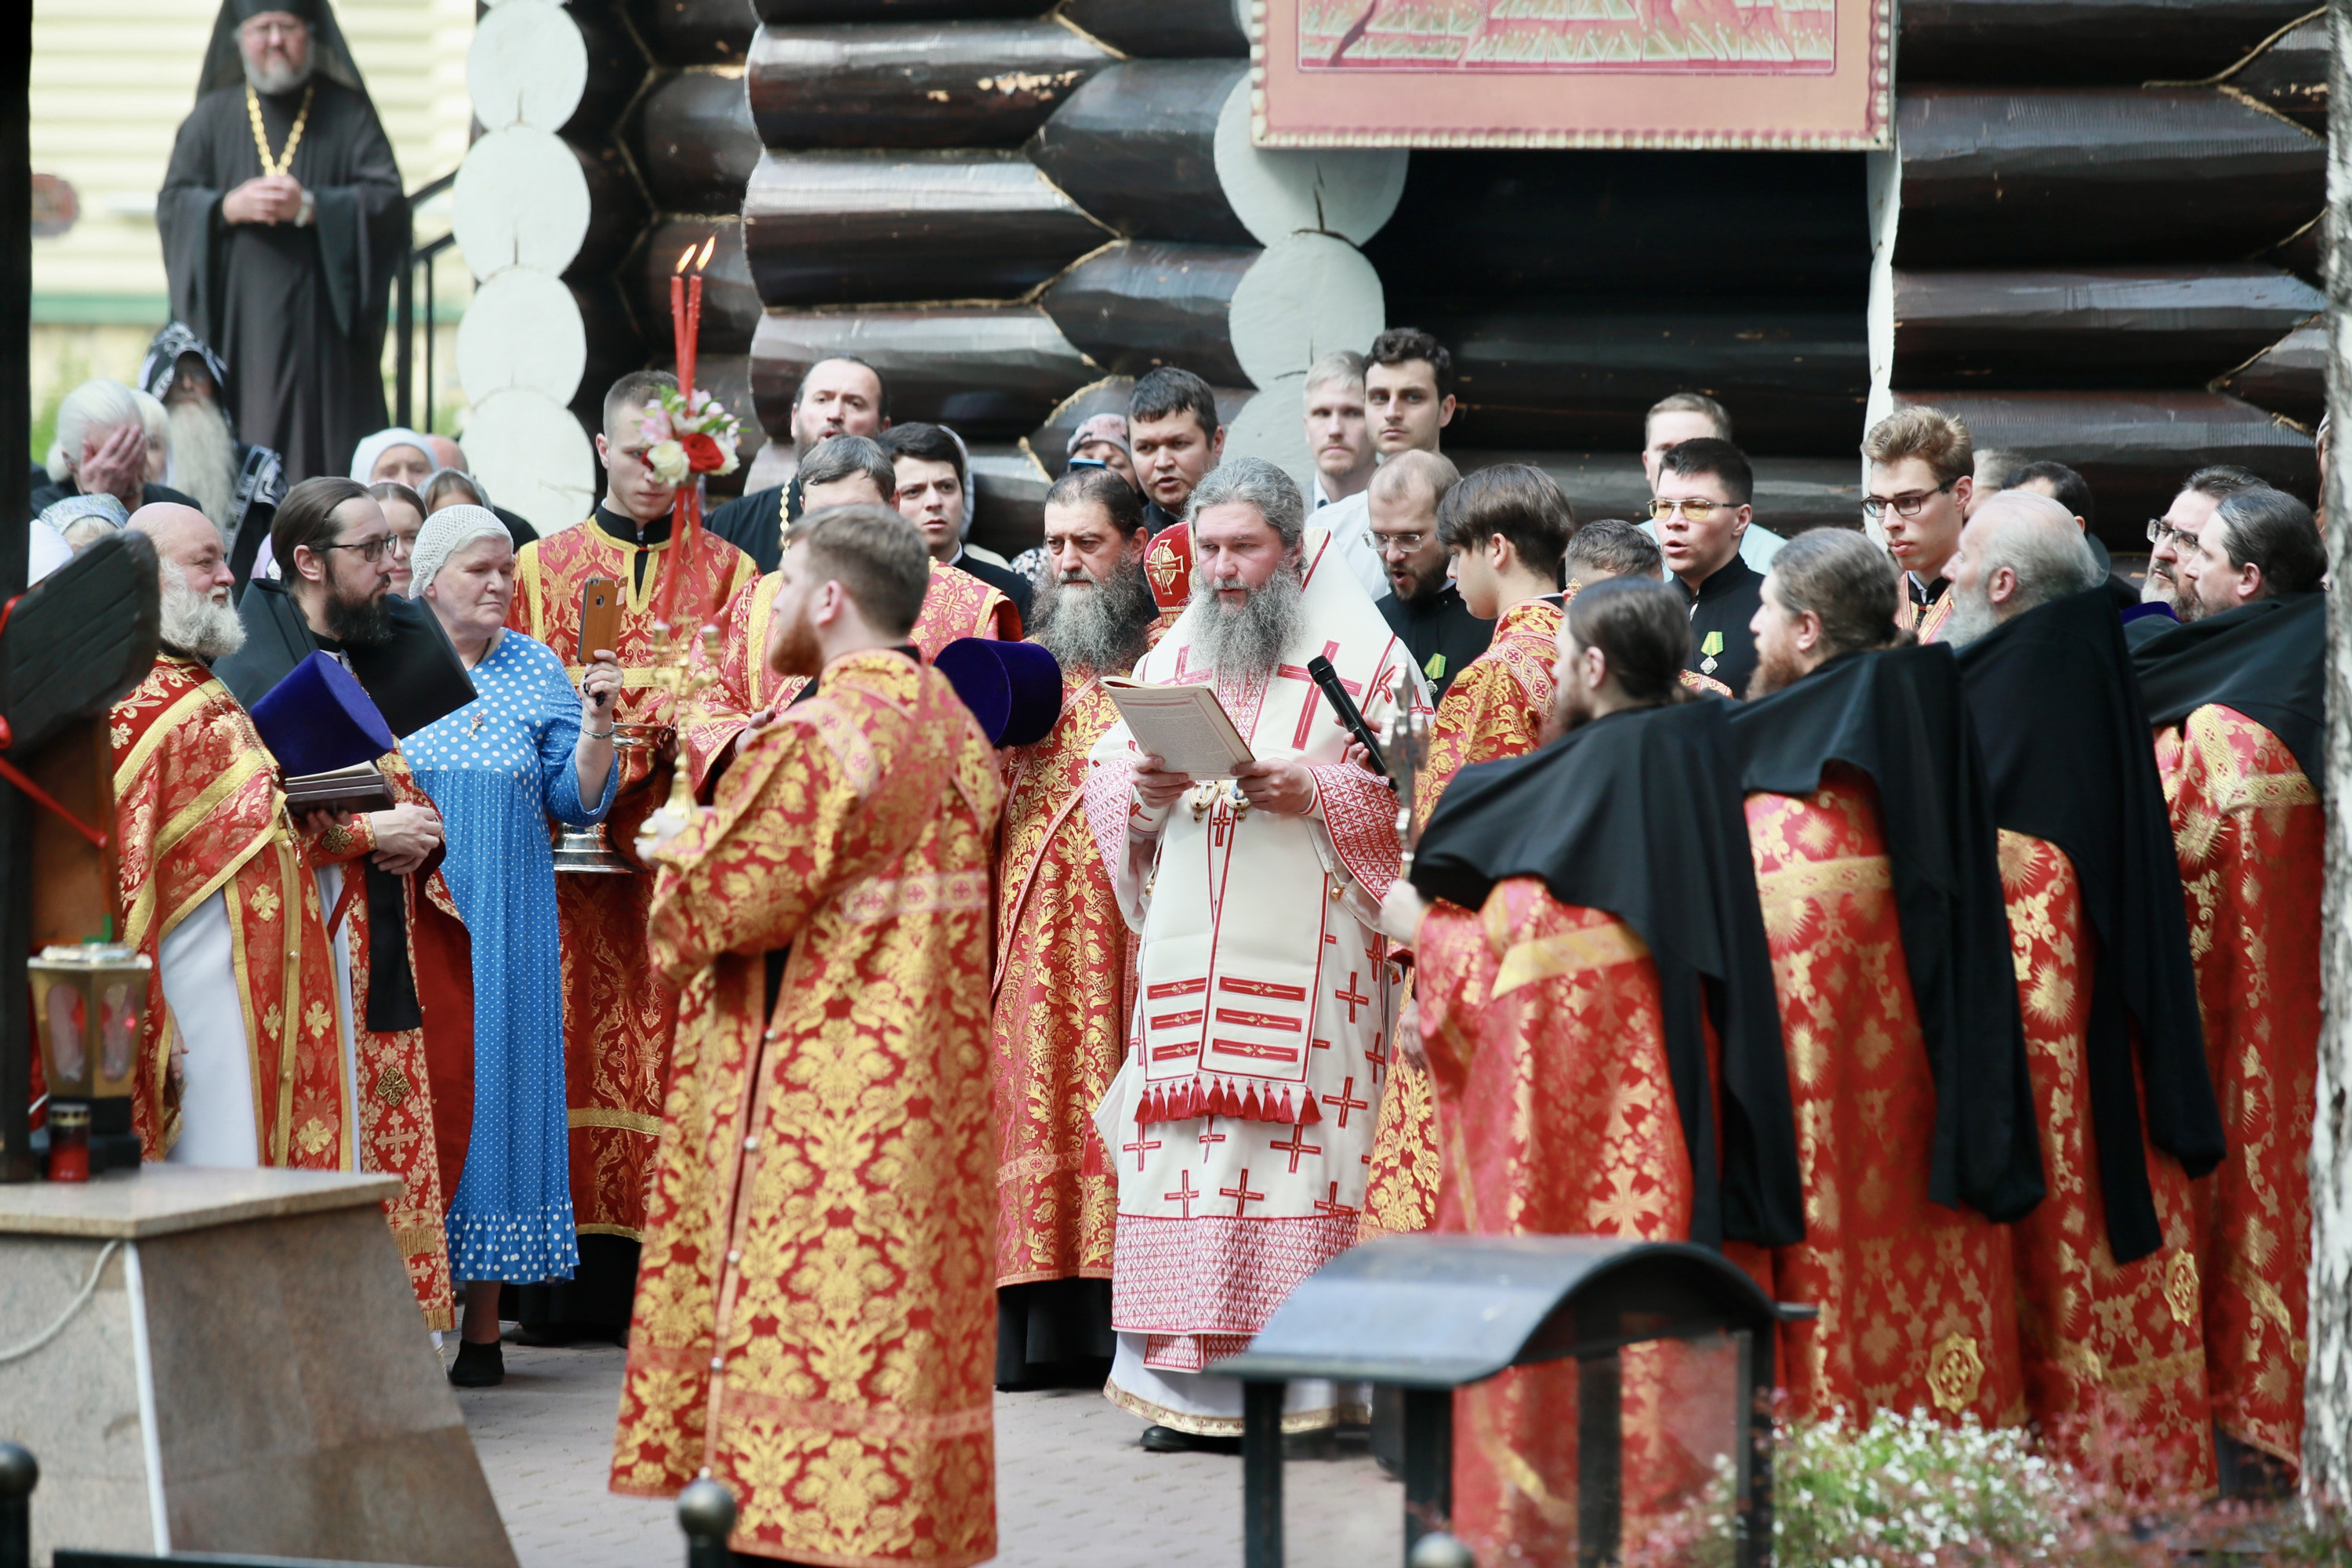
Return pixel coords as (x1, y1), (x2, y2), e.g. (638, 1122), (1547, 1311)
(1651, 437), (1764, 697)
(1368, 450), (1492, 699)
(2136, 465), (2267, 627)
(1640, 393), (1784, 572)
(1316, 329), (1462, 604)
(1861, 406), (1975, 641)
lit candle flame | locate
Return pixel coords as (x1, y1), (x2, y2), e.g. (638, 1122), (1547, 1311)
(674, 245), (695, 275)
(695, 235), (716, 272)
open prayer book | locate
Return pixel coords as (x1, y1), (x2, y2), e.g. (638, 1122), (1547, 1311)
(1102, 677), (1255, 778)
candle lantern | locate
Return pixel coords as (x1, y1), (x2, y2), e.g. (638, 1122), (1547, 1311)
(1214, 1234), (1814, 1568)
(28, 942), (151, 1178)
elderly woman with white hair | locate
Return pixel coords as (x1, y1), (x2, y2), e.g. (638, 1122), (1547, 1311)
(401, 505), (625, 1388)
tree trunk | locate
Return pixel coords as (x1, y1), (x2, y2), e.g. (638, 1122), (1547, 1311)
(2304, 0), (2352, 1509)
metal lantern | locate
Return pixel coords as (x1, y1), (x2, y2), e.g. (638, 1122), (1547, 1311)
(29, 943), (147, 1103)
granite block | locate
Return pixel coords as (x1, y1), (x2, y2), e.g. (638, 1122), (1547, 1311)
(0, 1167), (401, 1240)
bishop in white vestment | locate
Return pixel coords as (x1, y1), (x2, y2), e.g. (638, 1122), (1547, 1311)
(1086, 457), (1427, 1442)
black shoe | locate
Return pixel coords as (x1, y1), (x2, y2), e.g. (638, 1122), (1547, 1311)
(448, 1338), (505, 1387)
(1141, 1425), (1240, 1454)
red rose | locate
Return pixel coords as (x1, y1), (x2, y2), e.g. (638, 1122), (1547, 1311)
(680, 432), (724, 473)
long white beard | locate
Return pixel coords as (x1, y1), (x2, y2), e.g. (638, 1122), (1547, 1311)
(167, 399), (239, 529)
(243, 55), (314, 96)
(1029, 558), (1156, 675)
(1187, 564), (1303, 683)
(158, 561), (246, 661)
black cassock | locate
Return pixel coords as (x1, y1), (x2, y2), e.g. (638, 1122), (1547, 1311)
(158, 76), (404, 485)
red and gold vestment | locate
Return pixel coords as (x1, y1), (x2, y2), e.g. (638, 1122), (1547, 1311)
(611, 650), (1003, 1568)
(1361, 597), (1561, 1243)
(2155, 704), (2321, 1468)
(510, 519), (756, 1241)
(111, 655), (347, 1167)
(1737, 771), (2025, 1429)
(1415, 880), (1703, 1565)
(301, 754), (477, 1332)
(1996, 830), (2212, 1492)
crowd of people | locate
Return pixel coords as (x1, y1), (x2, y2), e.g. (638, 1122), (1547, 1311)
(24, 309), (2325, 1568)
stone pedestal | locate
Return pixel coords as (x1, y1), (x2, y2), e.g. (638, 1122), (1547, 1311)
(0, 1167), (517, 1567)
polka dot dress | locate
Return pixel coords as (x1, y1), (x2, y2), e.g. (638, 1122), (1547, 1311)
(408, 630), (620, 1283)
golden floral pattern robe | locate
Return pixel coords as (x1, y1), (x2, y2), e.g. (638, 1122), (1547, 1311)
(1736, 771), (2026, 1430)
(1415, 880), (1704, 1566)
(1996, 831), (2212, 1494)
(611, 650), (1004, 1568)
(2155, 704), (2321, 1468)
(1362, 598), (1562, 1243)
(510, 520), (757, 1240)
(302, 754), (477, 1332)
(111, 655), (347, 1168)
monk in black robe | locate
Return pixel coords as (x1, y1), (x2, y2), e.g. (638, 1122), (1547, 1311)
(158, 0), (405, 486)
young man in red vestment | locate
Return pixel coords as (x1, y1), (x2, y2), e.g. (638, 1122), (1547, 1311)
(1946, 490), (2228, 1494)
(508, 369), (757, 1337)
(992, 466), (1162, 1388)
(1731, 527), (2044, 1432)
(2132, 484), (2327, 1486)
(612, 506), (1001, 1568)
(1360, 463), (1570, 1242)
(1387, 578), (1801, 1564)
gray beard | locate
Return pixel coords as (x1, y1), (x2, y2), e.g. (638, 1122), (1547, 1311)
(158, 562), (247, 660)
(167, 399), (239, 528)
(243, 55), (314, 96)
(1029, 558), (1156, 675)
(1939, 579), (2002, 648)
(1187, 564), (1304, 684)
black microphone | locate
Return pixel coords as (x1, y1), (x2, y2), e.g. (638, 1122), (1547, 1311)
(1305, 654), (1388, 779)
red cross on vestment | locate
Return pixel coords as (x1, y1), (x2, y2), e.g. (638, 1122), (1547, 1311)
(1123, 1131), (1163, 1172)
(1269, 1125), (1322, 1173)
(1313, 1181), (1359, 1218)
(1363, 1032), (1390, 1074)
(1164, 1171), (1200, 1219)
(1220, 1169), (1266, 1216)
(1323, 1076), (1370, 1128)
(1198, 1116), (1227, 1156)
(1275, 641), (1352, 750)
(1333, 971), (1371, 1022)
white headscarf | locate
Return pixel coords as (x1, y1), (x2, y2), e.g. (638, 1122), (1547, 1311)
(408, 505), (513, 600)
(350, 426), (435, 483)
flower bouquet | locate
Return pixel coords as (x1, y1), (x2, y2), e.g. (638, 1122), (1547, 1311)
(641, 385), (741, 487)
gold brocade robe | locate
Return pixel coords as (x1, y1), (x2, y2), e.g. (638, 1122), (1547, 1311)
(611, 650), (1004, 1568)
(302, 755), (477, 1332)
(2155, 705), (2321, 1469)
(1361, 597), (1561, 1243)
(1996, 831), (2212, 1495)
(510, 519), (756, 1240)
(684, 561), (1014, 797)
(1734, 771), (2026, 1430)
(111, 655), (347, 1167)
(992, 655), (1154, 1287)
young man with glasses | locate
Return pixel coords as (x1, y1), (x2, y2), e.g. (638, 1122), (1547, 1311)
(1860, 406), (1974, 641)
(1367, 449), (1491, 698)
(1651, 437), (1764, 695)
(1640, 392), (1784, 572)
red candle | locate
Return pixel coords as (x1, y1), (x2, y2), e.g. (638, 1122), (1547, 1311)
(683, 274), (702, 395)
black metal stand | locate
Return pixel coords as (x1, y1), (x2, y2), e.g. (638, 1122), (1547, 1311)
(1, 1444), (34, 1568)
(1399, 1385), (1454, 1558)
(393, 170), (458, 432)
(1576, 1352), (1623, 1568)
(1241, 1381), (1286, 1568)
(1736, 1325), (1779, 1568)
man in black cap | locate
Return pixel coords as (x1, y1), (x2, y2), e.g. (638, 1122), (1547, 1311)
(158, 0), (405, 485)
(138, 321), (285, 588)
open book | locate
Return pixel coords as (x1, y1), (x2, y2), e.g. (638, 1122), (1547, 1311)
(1102, 678), (1255, 778)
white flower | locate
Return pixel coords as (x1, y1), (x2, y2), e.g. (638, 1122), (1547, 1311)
(648, 440), (689, 485)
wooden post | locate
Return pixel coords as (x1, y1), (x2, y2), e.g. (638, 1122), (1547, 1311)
(1, 0), (34, 1184)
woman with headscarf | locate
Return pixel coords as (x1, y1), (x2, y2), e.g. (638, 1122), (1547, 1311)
(401, 505), (624, 1387)
(351, 426), (436, 490)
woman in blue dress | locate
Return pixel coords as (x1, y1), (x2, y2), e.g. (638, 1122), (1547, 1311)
(404, 506), (622, 1388)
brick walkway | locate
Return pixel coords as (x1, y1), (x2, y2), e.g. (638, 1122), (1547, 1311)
(454, 1341), (1403, 1568)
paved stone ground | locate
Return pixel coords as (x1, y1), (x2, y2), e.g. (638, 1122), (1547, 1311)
(452, 1340), (1403, 1568)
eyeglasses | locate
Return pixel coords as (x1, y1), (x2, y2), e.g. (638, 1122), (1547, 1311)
(1363, 529), (1429, 557)
(1646, 498), (1738, 522)
(2147, 519), (2198, 550)
(318, 533), (395, 562)
(1860, 477), (1958, 520)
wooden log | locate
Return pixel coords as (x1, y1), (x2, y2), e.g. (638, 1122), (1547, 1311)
(452, 125), (591, 278)
(457, 267), (588, 404)
(464, 387), (600, 532)
(1898, 0), (2318, 85)
(2217, 321), (2325, 425)
(747, 22), (1110, 150)
(753, 0), (1043, 20)
(634, 216), (760, 356)
(750, 306), (1093, 440)
(2228, 16), (2328, 132)
(742, 151), (1106, 307)
(1894, 88), (2324, 269)
(564, 273), (652, 430)
(1059, 0), (1247, 58)
(967, 445), (1051, 560)
(1892, 265), (2323, 388)
(1407, 304), (1867, 455)
(1025, 61), (1406, 248)
(632, 68), (759, 214)
(563, 1), (651, 142)
(633, 0), (758, 65)
(564, 137), (653, 281)
(1028, 375), (1252, 477)
(1363, 147), (1870, 304)
(1889, 390), (2316, 547)
(469, 0), (590, 132)
(1454, 451), (1867, 538)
